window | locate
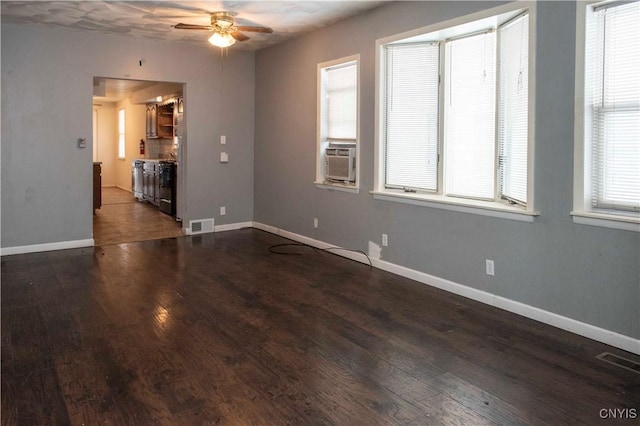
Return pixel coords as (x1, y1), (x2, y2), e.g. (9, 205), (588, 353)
(93, 108), (99, 162)
(574, 0), (640, 230)
(444, 31), (497, 200)
(326, 63), (357, 140)
(375, 5), (535, 220)
(118, 108), (126, 159)
(385, 43), (439, 191)
(316, 55), (359, 191)
(498, 14), (530, 205)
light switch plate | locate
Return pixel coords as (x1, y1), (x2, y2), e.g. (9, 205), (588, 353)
(220, 135), (226, 144)
(77, 138), (86, 148)
(220, 152), (229, 163)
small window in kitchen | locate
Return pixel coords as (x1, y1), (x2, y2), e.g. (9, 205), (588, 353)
(316, 55), (360, 193)
(93, 108), (98, 162)
(118, 108), (125, 159)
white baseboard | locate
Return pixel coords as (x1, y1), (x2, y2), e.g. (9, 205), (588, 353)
(1, 238), (95, 256)
(370, 257), (640, 355)
(251, 221), (640, 355)
(5, 222), (637, 355)
(183, 220), (254, 235)
(252, 222), (371, 265)
(215, 221), (254, 233)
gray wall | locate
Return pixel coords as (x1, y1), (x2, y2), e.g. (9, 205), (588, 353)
(1, 23), (255, 248)
(2, 1), (637, 342)
(254, 1), (640, 339)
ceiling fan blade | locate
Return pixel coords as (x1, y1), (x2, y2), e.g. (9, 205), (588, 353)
(173, 23), (213, 30)
(231, 31), (250, 42)
(155, 1), (212, 13)
(235, 26), (273, 34)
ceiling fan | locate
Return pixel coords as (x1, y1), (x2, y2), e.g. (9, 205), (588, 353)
(173, 11), (273, 48)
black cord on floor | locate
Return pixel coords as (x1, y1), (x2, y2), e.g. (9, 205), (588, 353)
(268, 242), (373, 268)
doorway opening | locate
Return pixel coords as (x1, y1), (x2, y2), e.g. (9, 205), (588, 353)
(92, 77), (186, 246)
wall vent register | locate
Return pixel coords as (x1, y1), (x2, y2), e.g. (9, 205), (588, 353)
(189, 218), (215, 235)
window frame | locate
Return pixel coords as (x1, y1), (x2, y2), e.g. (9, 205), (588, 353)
(316, 54), (360, 193)
(573, 0), (640, 232)
(373, 2), (538, 222)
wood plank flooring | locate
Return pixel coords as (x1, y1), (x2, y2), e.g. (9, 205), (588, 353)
(2, 229), (639, 425)
(93, 187), (183, 247)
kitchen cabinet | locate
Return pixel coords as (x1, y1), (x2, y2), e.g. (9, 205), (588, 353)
(146, 104), (157, 138)
(146, 102), (174, 139)
(142, 161), (159, 206)
(133, 160), (176, 216)
(156, 103), (174, 139)
(132, 160), (143, 200)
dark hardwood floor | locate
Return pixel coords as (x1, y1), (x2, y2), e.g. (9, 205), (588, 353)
(2, 229), (639, 425)
(93, 187), (183, 247)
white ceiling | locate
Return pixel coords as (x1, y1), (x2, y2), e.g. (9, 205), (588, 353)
(1, 1), (389, 52)
(5, 1), (390, 102)
(92, 78), (183, 103)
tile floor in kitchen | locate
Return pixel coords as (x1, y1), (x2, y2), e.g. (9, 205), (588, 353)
(93, 187), (183, 246)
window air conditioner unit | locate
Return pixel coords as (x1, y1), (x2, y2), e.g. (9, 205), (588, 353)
(325, 147), (356, 182)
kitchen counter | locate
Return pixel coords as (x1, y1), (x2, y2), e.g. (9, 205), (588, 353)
(133, 159), (177, 217)
(135, 158), (176, 163)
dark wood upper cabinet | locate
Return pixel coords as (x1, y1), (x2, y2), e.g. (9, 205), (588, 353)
(146, 102), (174, 139)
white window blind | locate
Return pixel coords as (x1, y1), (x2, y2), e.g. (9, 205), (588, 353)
(444, 32), (496, 200)
(327, 63), (357, 140)
(498, 13), (529, 205)
(589, 1), (640, 212)
(380, 8), (531, 208)
(385, 42), (440, 191)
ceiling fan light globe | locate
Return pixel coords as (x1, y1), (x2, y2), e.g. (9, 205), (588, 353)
(208, 32), (236, 48)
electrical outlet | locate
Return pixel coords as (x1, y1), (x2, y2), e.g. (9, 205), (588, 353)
(220, 206), (226, 216)
(220, 134), (226, 144)
(382, 234), (388, 247)
(486, 259), (495, 276)
(313, 218), (318, 229)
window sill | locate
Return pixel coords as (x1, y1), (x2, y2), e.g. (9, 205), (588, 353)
(571, 211), (640, 232)
(371, 190), (538, 222)
(315, 181), (359, 194)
